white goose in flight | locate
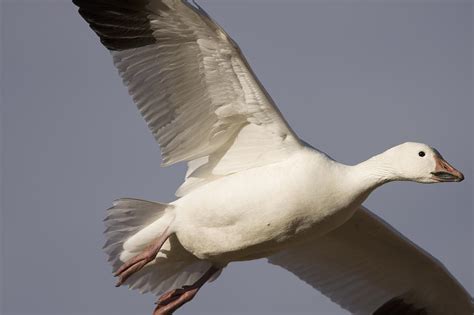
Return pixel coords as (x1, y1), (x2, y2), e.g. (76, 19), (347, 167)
(73, 1), (473, 314)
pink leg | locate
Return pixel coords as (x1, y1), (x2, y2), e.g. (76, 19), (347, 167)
(153, 266), (220, 315)
(114, 228), (171, 287)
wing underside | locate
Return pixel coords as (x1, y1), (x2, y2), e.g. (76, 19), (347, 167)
(269, 206), (473, 315)
(73, 0), (302, 195)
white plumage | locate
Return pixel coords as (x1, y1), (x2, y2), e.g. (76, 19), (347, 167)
(269, 207), (473, 315)
(74, 1), (473, 314)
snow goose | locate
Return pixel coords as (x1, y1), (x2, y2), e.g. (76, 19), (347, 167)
(73, 1), (472, 314)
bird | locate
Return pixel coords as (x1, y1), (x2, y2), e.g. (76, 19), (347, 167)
(72, 1), (473, 314)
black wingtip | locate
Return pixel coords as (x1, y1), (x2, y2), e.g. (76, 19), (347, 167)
(373, 297), (427, 315)
(73, 0), (158, 51)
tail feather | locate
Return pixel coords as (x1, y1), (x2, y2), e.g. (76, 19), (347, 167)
(103, 198), (215, 296)
(103, 198), (169, 272)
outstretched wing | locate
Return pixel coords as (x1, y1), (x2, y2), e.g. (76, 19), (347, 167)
(73, 0), (302, 195)
(269, 206), (473, 315)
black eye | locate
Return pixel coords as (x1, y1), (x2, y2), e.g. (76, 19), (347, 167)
(418, 151), (426, 157)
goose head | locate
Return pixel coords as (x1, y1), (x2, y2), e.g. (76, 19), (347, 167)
(379, 142), (464, 183)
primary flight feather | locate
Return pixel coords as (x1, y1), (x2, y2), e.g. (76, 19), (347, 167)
(73, 1), (473, 314)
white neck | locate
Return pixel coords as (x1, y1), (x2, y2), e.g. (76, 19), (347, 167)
(345, 153), (400, 199)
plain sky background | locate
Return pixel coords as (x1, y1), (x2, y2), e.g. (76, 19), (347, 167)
(1, 1), (472, 315)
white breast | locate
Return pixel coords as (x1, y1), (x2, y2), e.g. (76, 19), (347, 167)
(172, 148), (360, 263)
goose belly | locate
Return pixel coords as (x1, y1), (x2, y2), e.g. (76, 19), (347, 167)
(173, 153), (358, 264)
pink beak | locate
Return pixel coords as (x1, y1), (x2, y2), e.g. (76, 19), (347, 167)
(431, 155), (464, 182)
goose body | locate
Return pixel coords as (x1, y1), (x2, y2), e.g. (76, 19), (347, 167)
(73, 0), (473, 314)
(172, 147), (361, 262)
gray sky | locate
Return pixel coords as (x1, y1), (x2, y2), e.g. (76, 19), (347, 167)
(1, 1), (472, 315)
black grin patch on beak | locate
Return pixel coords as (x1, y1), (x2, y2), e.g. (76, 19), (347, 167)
(431, 171), (462, 182)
